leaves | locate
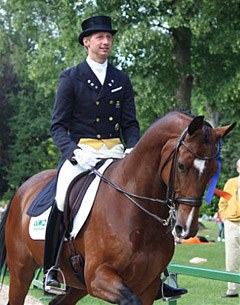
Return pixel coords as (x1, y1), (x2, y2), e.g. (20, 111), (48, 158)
(0, 0), (239, 203)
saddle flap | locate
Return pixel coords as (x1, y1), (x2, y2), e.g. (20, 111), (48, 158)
(63, 161), (104, 232)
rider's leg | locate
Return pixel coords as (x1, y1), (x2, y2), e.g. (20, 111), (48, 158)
(43, 159), (83, 292)
(155, 269), (188, 300)
(43, 201), (64, 290)
(155, 282), (188, 299)
(55, 160), (84, 212)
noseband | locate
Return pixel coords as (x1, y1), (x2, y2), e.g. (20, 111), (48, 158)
(91, 126), (218, 226)
(162, 127), (218, 208)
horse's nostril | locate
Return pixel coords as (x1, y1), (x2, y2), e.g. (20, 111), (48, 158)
(175, 225), (183, 237)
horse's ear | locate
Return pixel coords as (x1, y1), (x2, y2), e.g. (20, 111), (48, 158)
(215, 122), (236, 139)
(188, 116), (204, 136)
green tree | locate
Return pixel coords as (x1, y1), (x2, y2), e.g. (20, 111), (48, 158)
(0, 0), (239, 203)
(0, 7), (19, 196)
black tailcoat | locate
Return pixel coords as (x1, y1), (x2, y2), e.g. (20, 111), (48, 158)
(29, 59), (140, 216)
(51, 59), (140, 162)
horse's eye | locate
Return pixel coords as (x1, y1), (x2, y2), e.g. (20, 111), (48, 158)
(178, 163), (186, 173)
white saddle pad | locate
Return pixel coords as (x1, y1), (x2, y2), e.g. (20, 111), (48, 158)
(29, 159), (113, 240)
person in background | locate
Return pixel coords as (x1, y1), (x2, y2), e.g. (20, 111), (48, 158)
(214, 210), (225, 241)
(219, 158), (240, 298)
(43, 15), (187, 300)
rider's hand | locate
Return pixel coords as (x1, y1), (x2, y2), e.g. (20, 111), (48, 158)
(73, 149), (98, 170)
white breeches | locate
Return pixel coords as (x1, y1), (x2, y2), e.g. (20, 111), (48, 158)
(55, 144), (125, 212)
(224, 219), (240, 295)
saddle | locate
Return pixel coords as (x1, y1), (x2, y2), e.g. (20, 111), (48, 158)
(63, 159), (108, 285)
(63, 159), (106, 235)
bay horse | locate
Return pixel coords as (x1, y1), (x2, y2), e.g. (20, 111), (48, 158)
(0, 111), (235, 305)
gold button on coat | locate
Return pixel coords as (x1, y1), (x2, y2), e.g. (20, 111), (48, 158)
(109, 117), (113, 121)
(96, 117), (100, 122)
(96, 134), (101, 139)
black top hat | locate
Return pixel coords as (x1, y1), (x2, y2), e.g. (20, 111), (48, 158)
(78, 15), (117, 45)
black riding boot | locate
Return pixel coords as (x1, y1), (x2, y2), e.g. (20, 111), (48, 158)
(43, 201), (65, 293)
(155, 282), (188, 300)
(155, 269), (187, 300)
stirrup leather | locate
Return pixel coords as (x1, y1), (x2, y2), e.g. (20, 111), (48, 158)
(44, 266), (66, 295)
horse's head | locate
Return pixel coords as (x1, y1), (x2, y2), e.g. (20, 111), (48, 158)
(160, 115), (235, 239)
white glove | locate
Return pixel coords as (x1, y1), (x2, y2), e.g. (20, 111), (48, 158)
(73, 149), (98, 171)
(125, 148), (134, 154)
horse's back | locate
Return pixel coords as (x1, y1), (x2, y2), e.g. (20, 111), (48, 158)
(13, 169), (57, 211)
(6, 169), (56, 230)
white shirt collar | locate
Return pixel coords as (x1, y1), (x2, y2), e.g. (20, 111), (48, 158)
(86, 56), (108, 73)
(86, 56), (108, 85)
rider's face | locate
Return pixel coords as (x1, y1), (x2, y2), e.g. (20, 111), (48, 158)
(83, 32), (113, 63)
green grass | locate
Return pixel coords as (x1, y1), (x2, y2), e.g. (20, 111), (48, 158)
(162, 222), (236, 305)
(3, 221), (239, 305)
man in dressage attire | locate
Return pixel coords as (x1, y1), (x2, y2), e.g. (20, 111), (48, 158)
(43, 15), (187, 300)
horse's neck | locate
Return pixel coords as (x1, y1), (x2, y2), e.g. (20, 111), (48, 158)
(122, 140), (166, 198)
(120, 115), (189, 196)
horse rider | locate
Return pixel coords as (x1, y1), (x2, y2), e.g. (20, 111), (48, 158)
(43, 15), (187, 300)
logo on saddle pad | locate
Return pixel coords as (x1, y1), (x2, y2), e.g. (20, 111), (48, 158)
(29, 208), (51, 240)
(29, 159), (114, 240)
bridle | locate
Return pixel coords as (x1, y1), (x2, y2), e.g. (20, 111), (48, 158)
(161, 127), (219, 209)
(91, 126), (219, 226)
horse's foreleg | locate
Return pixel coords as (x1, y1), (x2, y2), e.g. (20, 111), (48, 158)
(139, 277), (160, 305)
(7, 264), (36, 305)
(7, 247), (37, 305)
(117, 284), (142, 305)
(49, 287), (87, 305)
(87, 264), (142, 305)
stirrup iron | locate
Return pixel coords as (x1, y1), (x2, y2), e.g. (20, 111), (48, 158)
(162, 273), (181, 302)
(44, 266), (66, 295)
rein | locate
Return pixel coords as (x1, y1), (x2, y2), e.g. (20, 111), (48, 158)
(91, 127), (218, 226)
(91, 168), (175, 226)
